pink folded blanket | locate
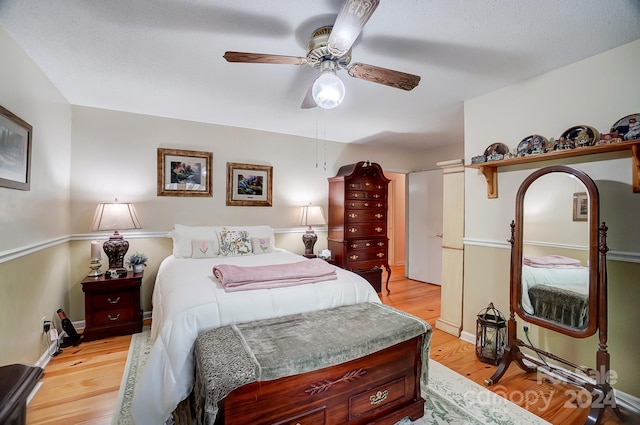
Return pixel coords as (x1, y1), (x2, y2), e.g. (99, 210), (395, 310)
(523, 255), (583, 268)
(213, 258), (337, 292)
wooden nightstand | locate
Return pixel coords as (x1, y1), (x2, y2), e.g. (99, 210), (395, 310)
(81, 272), (143, 341)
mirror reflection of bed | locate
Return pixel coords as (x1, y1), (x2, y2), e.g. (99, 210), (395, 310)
(521, 172), (590, 330)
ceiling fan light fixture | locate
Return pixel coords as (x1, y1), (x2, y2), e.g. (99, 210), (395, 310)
(312, 61), (345, 109)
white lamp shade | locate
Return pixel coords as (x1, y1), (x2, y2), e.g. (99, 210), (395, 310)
(299, 205), (327, 228)
(91, 201), (141, 232)
(312, 71), (345, 109)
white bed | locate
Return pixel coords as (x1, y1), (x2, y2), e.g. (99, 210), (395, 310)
(521, 264), (589, 315)
(131, 225), (380, 425)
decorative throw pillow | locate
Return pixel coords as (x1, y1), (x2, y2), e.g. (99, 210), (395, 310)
(191, 240), (218, 258)
(251, 237), (273, 255)
(218, 229), (252, 256)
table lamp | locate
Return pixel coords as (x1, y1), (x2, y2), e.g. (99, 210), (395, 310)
(299, 204), (326, 258)
(91, 199), (141, 272)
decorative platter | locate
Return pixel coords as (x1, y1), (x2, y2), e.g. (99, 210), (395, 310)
(483, 142), (510, 161)
(557, 125), (599, 149)
(516, 134), (548, 156)
(610, 113), (640, 141)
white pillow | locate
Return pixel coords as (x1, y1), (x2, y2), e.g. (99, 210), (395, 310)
(168, 224), (220, 258)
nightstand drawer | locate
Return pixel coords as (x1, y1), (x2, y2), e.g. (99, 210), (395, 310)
(91, 291), (134, 311)
(91, 308), (134, 326)
(349, 376), (407, 419)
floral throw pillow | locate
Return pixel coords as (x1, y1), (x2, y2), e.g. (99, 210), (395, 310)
(218, 229), (252, 256)
(251, 237), (273, 255)
(191, 240), (218, 258)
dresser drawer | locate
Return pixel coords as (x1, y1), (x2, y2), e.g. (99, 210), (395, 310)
(346, 239), (386, 252)
(347, 179), (385, 190)
(345, 210), (385, 222)
(90, 308), (134, 326)
(349, 376), (407, 420)
(345, 224), (386, 238)
(345, 190), (386, 201)
(346, 249), (387, 263)
(345, 200), (385, 210)
(90, 291), (134, 311)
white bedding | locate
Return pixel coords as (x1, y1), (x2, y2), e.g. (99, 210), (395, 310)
(521, 264), (589, 314)
(131, 250), (381, 425)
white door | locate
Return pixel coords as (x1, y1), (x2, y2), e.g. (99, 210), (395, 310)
(407, 169), (443, 284)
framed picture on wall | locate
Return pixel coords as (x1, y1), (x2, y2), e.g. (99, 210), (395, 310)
(0, 105), (32, 191)
(157, 148), (213, 197)
(572, 192), (588, 221)
(226, 162), (272, 206)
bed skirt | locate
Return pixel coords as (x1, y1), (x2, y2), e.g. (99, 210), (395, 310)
(528, 285), (588, 328)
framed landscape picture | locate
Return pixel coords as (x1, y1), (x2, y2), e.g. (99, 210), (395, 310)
(226, 162), (272, 206)
(157, 148), (212, 197)
(0, 105), (32, 191)
(572, 192), (588, 222)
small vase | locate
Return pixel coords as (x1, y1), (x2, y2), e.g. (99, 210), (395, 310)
(132, 264), (144, 273)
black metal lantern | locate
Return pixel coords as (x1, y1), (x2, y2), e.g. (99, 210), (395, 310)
(476, 302), (507, 365)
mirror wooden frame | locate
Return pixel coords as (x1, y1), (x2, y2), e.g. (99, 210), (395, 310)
(485, 165), (622, 425)
(512, 165), (599, 337)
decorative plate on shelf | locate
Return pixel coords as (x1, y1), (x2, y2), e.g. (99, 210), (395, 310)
(558, 125), (599, 149)
(610, 113), (640, 141)
(483, 142), (510, 161)
(516, 134), (548, 156)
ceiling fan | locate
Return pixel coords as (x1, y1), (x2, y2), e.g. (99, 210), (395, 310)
(223, 0), (421, 109)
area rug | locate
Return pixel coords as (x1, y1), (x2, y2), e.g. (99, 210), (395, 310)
(112, 329), (550, 425)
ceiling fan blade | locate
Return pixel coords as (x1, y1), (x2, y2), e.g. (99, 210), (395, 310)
(301, 85), (317, 109)
(223, 51), (307, 65)
(328, 0), (380, 57)
(347, 62), (420, 91)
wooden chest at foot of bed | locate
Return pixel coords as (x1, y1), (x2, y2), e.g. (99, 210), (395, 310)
(217, 336), (425, 425)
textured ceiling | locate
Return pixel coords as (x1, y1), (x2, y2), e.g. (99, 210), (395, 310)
(1, 0), (639, 152)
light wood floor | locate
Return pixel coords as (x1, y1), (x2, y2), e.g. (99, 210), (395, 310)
(27, 266), (633, 424)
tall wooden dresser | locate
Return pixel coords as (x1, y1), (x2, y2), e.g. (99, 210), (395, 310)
(328, 161), (392, 292)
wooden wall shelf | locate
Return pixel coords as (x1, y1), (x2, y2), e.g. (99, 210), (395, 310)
(466, 140), (640, 198)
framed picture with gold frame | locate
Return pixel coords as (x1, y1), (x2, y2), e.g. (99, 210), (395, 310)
(157, 148), (212, 197)
(226, 162), (272, 206)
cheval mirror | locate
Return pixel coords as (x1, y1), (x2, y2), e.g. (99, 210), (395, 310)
(485, 165), (622, 425)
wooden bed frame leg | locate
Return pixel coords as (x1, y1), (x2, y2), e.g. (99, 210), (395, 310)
(384, 263), (392, 294)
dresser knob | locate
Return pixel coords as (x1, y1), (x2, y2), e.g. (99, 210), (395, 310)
(352, 193), (360, 198)
(365, 242), (371, 247)
(364, 202), (369, 207)
(376, 185), (383, 190)
(376, 203), (383, 208)
(377, 253), (385, 258)
(375, 227), (382, 232)
(107, 297), (121, 304)
(375, 213), (383, 219)
(350, 183), (357, 188)
(350, 255), (359, 260)
(377, 242), (385, 246)
(348, 213), (357, 218)
(108, 313), (121, 321)
(372, 194), (381, 199)
(364, 182), (371, 187)
(349, 228), (358, 233)
(350, 243), (359, 248)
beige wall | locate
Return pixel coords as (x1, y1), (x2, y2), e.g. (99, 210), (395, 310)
(0, 28), (72, 365)
(463, 39), (640, 396)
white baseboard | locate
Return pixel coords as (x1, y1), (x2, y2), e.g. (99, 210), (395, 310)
(460, 330), (475, 344)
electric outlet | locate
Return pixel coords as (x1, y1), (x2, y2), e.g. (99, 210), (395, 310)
(42, 316), (51, 333)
